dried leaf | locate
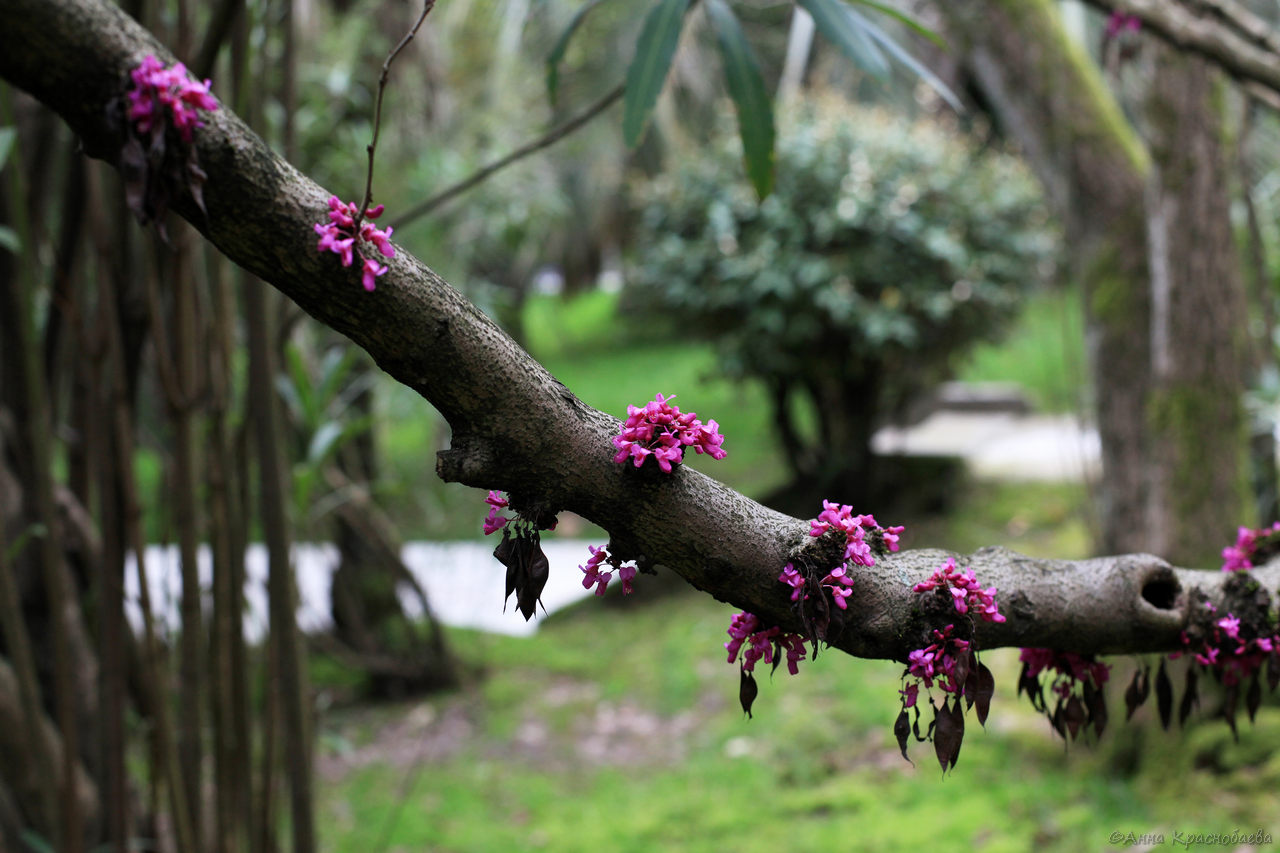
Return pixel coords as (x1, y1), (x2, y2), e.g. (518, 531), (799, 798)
(739, 668), (758, 718)
(933, 700), (961, 773)
(1083, 679), (1107, 739)
(1179, 667), (1198, 727)
(1063, 695), (1086, 740)
(516, 535), (550, 622)
(493, 530), (517, 610)
(1155, 660), (1173, 730)
(894, 708), (912, 765)
(1124, 667), (1148, 721)
(1246, 675), (1262, 723)
(1223, 682), (1239, 742)
(972, 663), (995, 727)
(186, 151), (208, 215)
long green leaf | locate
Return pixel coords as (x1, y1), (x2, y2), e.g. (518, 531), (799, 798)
(0, 127), (15, 170)
(849, 0), (945, 48)
(798, 0), (888, 80)
(706, 0), (774, 198)
(546, 0), (609, 106)
(855, 8), (963, 112)
(623, 0), (691, 147)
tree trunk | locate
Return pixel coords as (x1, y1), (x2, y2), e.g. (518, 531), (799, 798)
(938, 0), (1247, 563)
(1142, 45), (1248, 564)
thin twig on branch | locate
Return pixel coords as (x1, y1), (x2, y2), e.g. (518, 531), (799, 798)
(391, 83), (625, 229)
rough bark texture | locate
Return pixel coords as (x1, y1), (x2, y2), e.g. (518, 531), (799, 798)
(940, 0), (1155, 557)
(1142, 46), (1248, 564)
(2, 0), (1278, 665)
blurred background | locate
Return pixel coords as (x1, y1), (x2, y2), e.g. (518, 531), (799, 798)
(4, 0), (1280, 850)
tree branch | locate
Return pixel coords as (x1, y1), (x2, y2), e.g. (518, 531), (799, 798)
(1081, 0), (1280, 97)
(2, 0), (1276, 666)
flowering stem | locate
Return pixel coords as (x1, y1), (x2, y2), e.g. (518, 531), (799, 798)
(355, 0), (437, 231)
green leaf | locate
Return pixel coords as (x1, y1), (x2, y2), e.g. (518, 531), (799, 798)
(0, 225), (19, 254)
(0, 127), (15, 171)
(546, 0), (609, 107)
(705, 0), (774, 198)
(849, 0), (945, 48)
(855, 8), (963, 112)
(623, 0), (691, 147)
(798, 0), (888, 80)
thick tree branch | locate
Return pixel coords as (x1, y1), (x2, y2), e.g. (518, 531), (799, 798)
(1081, 0), (1280, 97)
(2, 0), (1277, 665)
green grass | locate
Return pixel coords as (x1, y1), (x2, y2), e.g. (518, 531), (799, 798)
(315, 574), (1280, 852)
(956, 285), (1087, 413)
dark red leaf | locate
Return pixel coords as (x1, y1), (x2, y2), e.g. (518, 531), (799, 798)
(1063, 695), (1086, 740)
(516, 536), (550, 622)
(1223, 682), (1239, 742)
(1083, 679), (1107, 738)
(894, 708), (912, 765)
(933, 700), (962, 773)
(1179, 666), (1198, 727)
(739, 668), (758, 718)
(1155, 660), (1173, 730)
(1124, 667), (1148, 721)
(972, 663), (995, 727)
(1246, 675), (1262, 723)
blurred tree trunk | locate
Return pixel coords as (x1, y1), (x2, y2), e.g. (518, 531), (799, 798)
(1141, 45), (1248, 563)
(938, 0), (1247, 564)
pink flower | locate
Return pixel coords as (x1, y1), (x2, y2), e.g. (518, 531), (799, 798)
(128, 54), (218, 142)
(613, 394), (727, 472)
(481, 490), (511, 535)
(361, 258), (388, 292)
(900, 682), (919, 708)
(314, 195), (398, 291)
(724, 612), (805, 675)
(778, 564), (807, 602)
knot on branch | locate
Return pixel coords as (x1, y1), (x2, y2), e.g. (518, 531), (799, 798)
(435, 435), (497, 486)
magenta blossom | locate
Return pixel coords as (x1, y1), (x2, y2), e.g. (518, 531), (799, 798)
(579, 545), (638, 596)
(612, 393), (727, 472)
(724, 611), (807, 675)
(127, 54), (219, 142)
(314, 196), (396, 291)
(482, 490), (511, 536)
(913, 557), (1005, 623)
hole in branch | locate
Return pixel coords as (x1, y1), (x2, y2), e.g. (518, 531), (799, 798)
(1141, 575), (1180, 611)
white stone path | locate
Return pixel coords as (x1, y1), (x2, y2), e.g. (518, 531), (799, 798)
(126, 412), (1099, 639)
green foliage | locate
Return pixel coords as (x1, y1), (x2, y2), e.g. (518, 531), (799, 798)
(627, 98), (1057, 483)
(705, 0), (775, 198)
(623, 0), (692, 146)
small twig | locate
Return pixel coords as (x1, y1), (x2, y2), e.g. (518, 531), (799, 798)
(391, 82), (625, 230)
(355, 0), (437, 230)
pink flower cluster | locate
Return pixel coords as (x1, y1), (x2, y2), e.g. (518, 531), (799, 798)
(127, 54), (219, 142)
(612, 393), (726, 473)
(482, 490), (510, 535)
(724, 612), (807, 675)
(1019, 648), (1110, 699)
(903, 624), (970, 704)
(1174, 604), (1278, 687)
(314, 196), (396, 291)
(579, 545), (637, 596)
(809, 500), (903, 570)
(912, 557), (1006, 623)
(1104, 10), (1141, 39)
(778, 562), (854, 610)
(1221, 522), (1280, 572)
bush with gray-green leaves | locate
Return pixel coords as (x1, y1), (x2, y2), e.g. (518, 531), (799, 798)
(626, 98), (1058, 499)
